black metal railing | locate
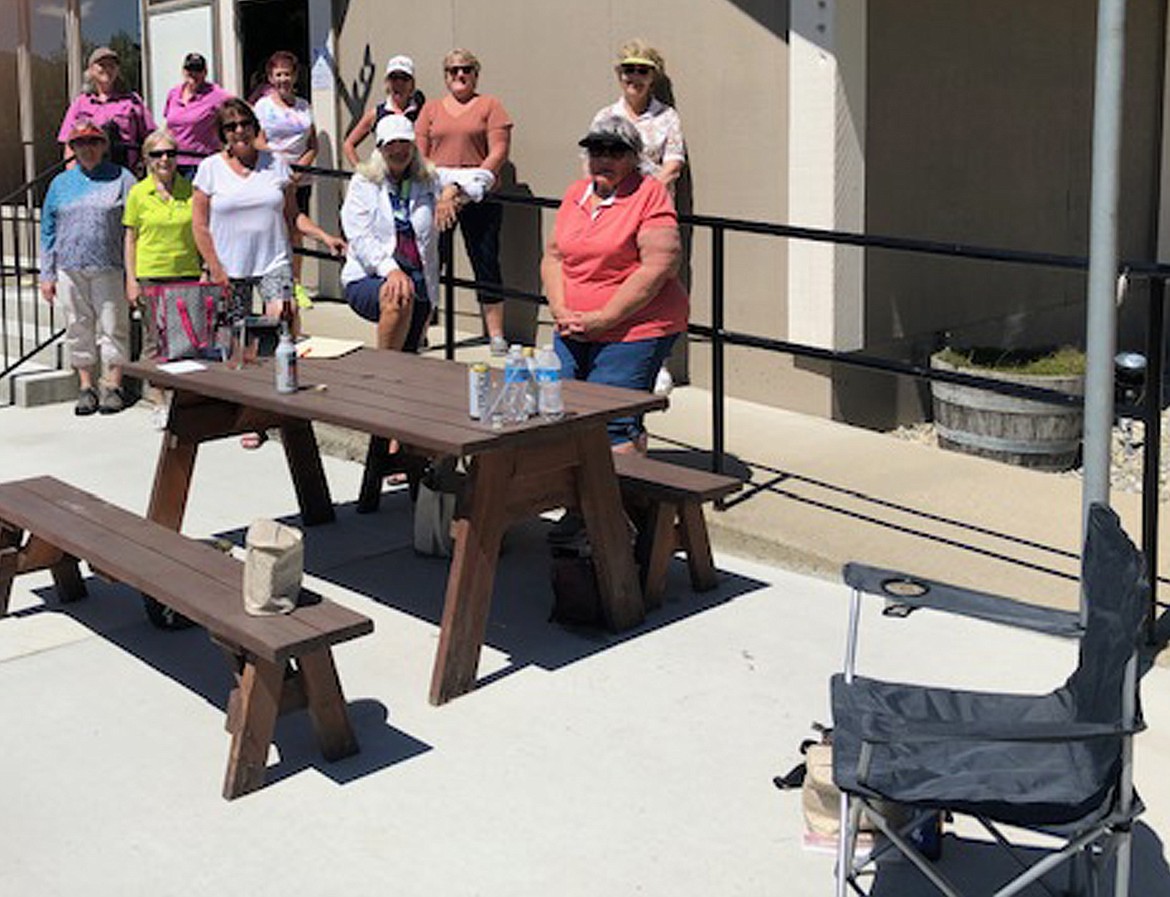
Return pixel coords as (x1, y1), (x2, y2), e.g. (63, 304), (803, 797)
(0, 160), (67, 401)
(6, 158), (1168, 636)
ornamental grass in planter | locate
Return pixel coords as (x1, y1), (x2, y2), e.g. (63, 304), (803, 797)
(929, 346), (1086, 472)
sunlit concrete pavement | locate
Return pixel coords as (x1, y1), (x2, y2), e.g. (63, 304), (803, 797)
(0, 342), (1168, 893)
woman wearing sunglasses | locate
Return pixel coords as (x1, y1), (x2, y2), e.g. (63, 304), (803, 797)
(39, 120), (138, 416)
(191, 98), (344, 448)
(590, 39), (686, 193)
(540, 116), (688, 456)
(123, 129), (203, 405)
(415, 48), (513, 355)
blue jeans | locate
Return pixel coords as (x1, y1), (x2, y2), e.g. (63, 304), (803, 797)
(554, 333), (677, 445)
(344, 276), (430, 353)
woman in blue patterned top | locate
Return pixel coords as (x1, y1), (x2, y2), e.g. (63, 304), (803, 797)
(40, 119), (137, 415)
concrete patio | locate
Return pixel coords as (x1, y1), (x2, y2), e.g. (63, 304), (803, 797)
(0, 380), (1167, 895)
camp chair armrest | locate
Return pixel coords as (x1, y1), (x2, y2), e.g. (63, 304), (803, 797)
(856, 714), (1145, 745)
(842, 562), (1083, 638)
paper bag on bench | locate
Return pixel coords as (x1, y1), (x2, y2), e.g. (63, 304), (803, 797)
(244, 519), (303, 615)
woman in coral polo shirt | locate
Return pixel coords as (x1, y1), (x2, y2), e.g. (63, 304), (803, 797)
(541, 115), (688, 453)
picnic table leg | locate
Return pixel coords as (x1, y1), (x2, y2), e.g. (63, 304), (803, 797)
(429, 450), (511, 705)
(147, 432), (198, 531)
(279, 419), (335, 526)
(299, 647), (360, 761)
(678, 501), (718, 591)
(576, 428), (645, 632)
(0, 545), (16, 616)
(357, 436), (391, 513)
(223, 655), (284, 800)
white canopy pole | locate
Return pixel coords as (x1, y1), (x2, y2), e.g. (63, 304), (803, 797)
(1082, 0), (1129, 619)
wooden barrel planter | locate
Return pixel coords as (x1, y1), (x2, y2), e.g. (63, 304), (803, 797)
(930, 353), (1084, 472)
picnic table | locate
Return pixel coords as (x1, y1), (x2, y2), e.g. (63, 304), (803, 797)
(125, 349), (666, 704)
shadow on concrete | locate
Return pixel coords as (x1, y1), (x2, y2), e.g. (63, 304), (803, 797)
(213, 492), (768, 692)
(18, 578), (430, 791)
(654, 431), (1085, 584)
(860, 823), (1170, 896)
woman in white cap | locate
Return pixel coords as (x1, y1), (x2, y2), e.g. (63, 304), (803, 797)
(40, 119), (138, 415)
(57, 46), (155, 174)
(590, 39), (686, 193)
(341, 114), (492, 352)
(342, 55), (426, 166)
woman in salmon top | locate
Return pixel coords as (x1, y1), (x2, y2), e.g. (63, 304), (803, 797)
(415, 48), (513, 355)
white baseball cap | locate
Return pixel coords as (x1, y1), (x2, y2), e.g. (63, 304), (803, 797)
(385, 55), (414, 77)
(375, 114), (415, 146)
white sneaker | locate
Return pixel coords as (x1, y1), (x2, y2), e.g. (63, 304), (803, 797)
(653, 365), (673, 396)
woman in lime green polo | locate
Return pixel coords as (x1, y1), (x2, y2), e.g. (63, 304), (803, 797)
(124, 127), (203, 383)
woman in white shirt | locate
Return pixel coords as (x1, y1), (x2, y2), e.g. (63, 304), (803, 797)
(254, 51), (317, 304)
(341, 114), (492, 352)
(192, 98), (342, 321)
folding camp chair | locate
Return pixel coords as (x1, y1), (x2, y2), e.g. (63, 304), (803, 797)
(831, 503), (1148, 897)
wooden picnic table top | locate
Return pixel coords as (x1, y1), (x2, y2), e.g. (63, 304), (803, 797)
(125, 349), (668, 457)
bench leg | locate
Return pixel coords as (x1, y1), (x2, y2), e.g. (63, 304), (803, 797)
(639, 501), (678, 611)
(678, 501), (718, 592)
(299, 647), (359, 761)
(223, 656), (283, 800)
(50, 555), (87, 603)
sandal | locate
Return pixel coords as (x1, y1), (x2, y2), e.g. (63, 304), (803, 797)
(241, 431), (269, 450)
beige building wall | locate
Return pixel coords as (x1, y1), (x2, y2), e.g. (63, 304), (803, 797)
(853, 0), (1165, 428)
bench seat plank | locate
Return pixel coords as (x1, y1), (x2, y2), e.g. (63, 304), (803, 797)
(0, 478), (372, 663)
(613, 453), (742, 503)
(0, 475), (374, 799)
(612, 455), (743, 606)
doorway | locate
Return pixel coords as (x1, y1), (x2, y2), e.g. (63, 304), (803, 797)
(238, 0), (309, 102)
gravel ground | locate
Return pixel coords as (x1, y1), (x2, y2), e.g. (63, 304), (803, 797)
(891, 414), (1169, 500)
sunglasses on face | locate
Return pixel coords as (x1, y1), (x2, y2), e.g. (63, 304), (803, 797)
(445, 65), (476, 76)
(148, 148), (178, 159)
(388, 72), (412, 81)
(222, 120), (255, 133)
(70, 137), (104, 148)
(587, 144), (630, 159)
(621, 65), (653, 76)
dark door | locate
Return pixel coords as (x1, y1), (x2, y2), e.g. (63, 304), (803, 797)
(238, 0), (309, 103)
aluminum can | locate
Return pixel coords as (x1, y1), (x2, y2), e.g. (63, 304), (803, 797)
(469, 362), (490, 419)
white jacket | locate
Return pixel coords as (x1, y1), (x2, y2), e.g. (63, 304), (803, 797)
(340, 166), (494, 306)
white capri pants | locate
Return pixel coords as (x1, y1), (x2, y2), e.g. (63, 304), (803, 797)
(56, 268), (129, 370)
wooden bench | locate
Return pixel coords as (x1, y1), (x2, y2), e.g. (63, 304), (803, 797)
(613, 454), (743, 608)
(0, 476), (374, 800)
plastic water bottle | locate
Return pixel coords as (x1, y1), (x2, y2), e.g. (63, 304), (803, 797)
(502, 345), (529, 423)
(275, 323), (298, 394)
(536, 345), (564, 420)
(522, 347), (538, 418)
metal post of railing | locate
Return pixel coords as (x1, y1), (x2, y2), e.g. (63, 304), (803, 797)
(442, 233), (455, 361)
(1142, 275), (1165, 643)
(711, 225), (726, 477)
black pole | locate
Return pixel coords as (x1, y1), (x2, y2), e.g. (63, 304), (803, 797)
(712, 226), (726, 477)
(1142, 276), (1165, 643)
(442, 233), (455, 361)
